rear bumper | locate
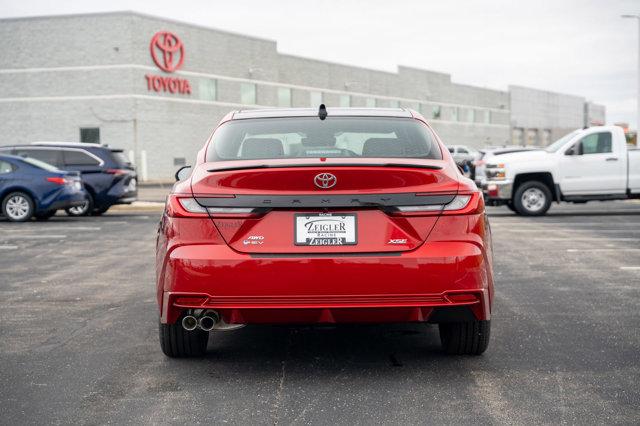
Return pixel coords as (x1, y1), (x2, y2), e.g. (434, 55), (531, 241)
(38, 187), (86, 212)
(158, 241), (492, 325)
(114, 196), (137, 204)
(104, 176), (137, 206)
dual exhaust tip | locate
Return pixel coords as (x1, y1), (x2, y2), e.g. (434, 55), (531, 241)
(182, 311), (219, 332)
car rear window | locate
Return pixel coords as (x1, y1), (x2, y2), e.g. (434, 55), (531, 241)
(63, 150), (101, 166)
(0, 160), (14, 174)
(109, 150), (131, 167)
(207, 117), (442, 161)
(21, 156), (60, 172)
(14, 149), (63, 167)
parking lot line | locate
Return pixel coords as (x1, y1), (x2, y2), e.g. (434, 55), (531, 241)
(534, 237), (638, 241)
(0, 245), (18, 250)
(505, 229), (640, 233)
(0, 235), (66, 240)
(567, 248), (640, 252)
(1, 226), (101, 231)
(491, 222), (640, 227)
(620, 266), (640, 270)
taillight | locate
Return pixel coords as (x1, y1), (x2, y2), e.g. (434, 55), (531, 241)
(46, 177), (67, 185)
(205, 207), (257, 218)
(166, 195), (263, 218)
(106, 169), (128, 175)
(390, 193), (483, 216)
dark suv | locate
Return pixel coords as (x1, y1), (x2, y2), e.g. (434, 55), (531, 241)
(0, 143), (137, 216)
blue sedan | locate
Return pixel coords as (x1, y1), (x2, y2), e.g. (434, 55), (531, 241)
(0, 154), (86, 221)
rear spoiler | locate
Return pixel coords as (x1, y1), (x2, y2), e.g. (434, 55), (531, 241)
(194, 192), (456, 208)
(207, 163), (443, 173)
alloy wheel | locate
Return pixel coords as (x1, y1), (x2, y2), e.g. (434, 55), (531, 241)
(5, 195), (31, 221)
(67, 201), (89, 216)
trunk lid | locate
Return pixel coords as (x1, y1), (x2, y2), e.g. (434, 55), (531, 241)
(190, 159), (459, 254)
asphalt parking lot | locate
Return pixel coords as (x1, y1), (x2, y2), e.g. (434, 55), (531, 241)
(1, 202), (639, 424)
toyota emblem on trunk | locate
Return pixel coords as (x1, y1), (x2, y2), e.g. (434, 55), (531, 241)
(314, 173), (337, 189)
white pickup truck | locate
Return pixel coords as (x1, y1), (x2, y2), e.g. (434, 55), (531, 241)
(483, 126), (640, 215)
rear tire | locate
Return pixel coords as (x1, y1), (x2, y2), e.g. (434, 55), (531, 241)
(439, 320), (490, 355)
(513, 181), (552, 216)
(2, 191), (35, 222)
(159, 318), (209, 358)
(66, 193), (93, 217)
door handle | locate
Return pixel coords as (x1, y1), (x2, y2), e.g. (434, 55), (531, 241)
(605, 157), (618, 161)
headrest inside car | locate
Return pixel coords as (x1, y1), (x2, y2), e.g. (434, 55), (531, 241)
(301, 136), (337, 147)
(241, 138), (284, 159)
(362, 138), (403, 157)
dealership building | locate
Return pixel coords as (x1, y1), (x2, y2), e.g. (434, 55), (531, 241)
(0, 11), (606, 181)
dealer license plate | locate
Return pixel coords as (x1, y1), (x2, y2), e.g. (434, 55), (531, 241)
(295, 213), (357, 246)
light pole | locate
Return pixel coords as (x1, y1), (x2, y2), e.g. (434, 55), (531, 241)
(622, 14), (640, 145)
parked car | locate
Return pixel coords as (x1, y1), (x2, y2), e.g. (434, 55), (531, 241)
(157, 107), (494, 358)
(447, 145), (481, 164)
(0, 142), (137, 216)
(0, 154), (85, 221)
(474, 146), (539, 187)
(483, 126), (640, 215)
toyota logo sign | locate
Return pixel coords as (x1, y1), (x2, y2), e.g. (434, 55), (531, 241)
(150, 31), (184, 73)
(314, 173), (337, 189)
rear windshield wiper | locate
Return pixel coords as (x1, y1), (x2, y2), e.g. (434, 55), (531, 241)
(207, 162), (443, 173)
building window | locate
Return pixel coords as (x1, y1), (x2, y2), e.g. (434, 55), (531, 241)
(526, 129), (538, 146)
(80, 128), (100, 144)
(389, 100), (399, 108)
(310, 91), (323, 107)
(198, 79), (217, 101)
(467, 109), (475, 122)
(451, 108), (458, 121)
(512, 127), (524, 145)
(365, 98), (376, 107)
(277, 88), (292, 107)
(339, 95), (351, 107)
(484, 110), (491, 124)
(241, 83), (257, 105)
(432, 105), (441, 119)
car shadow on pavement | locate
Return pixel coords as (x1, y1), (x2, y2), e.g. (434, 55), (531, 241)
(191, 323), (471, 369)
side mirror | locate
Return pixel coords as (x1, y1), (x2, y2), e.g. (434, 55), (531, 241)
(175, 165), (192, 181)
(565, 143), (583, 156)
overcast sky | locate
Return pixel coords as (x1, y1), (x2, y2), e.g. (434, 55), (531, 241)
(1, 0), (639, 128)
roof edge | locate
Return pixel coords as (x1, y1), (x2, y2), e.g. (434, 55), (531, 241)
(0, 10), (278, 45)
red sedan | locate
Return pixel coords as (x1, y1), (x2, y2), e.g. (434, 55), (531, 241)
(156, 106), (494, 357)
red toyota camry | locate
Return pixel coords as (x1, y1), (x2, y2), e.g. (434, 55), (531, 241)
(156, 106), (493, 357)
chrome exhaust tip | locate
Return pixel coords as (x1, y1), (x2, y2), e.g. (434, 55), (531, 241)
(198, 314), (217, 332)
(181, 315), (198, 331)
